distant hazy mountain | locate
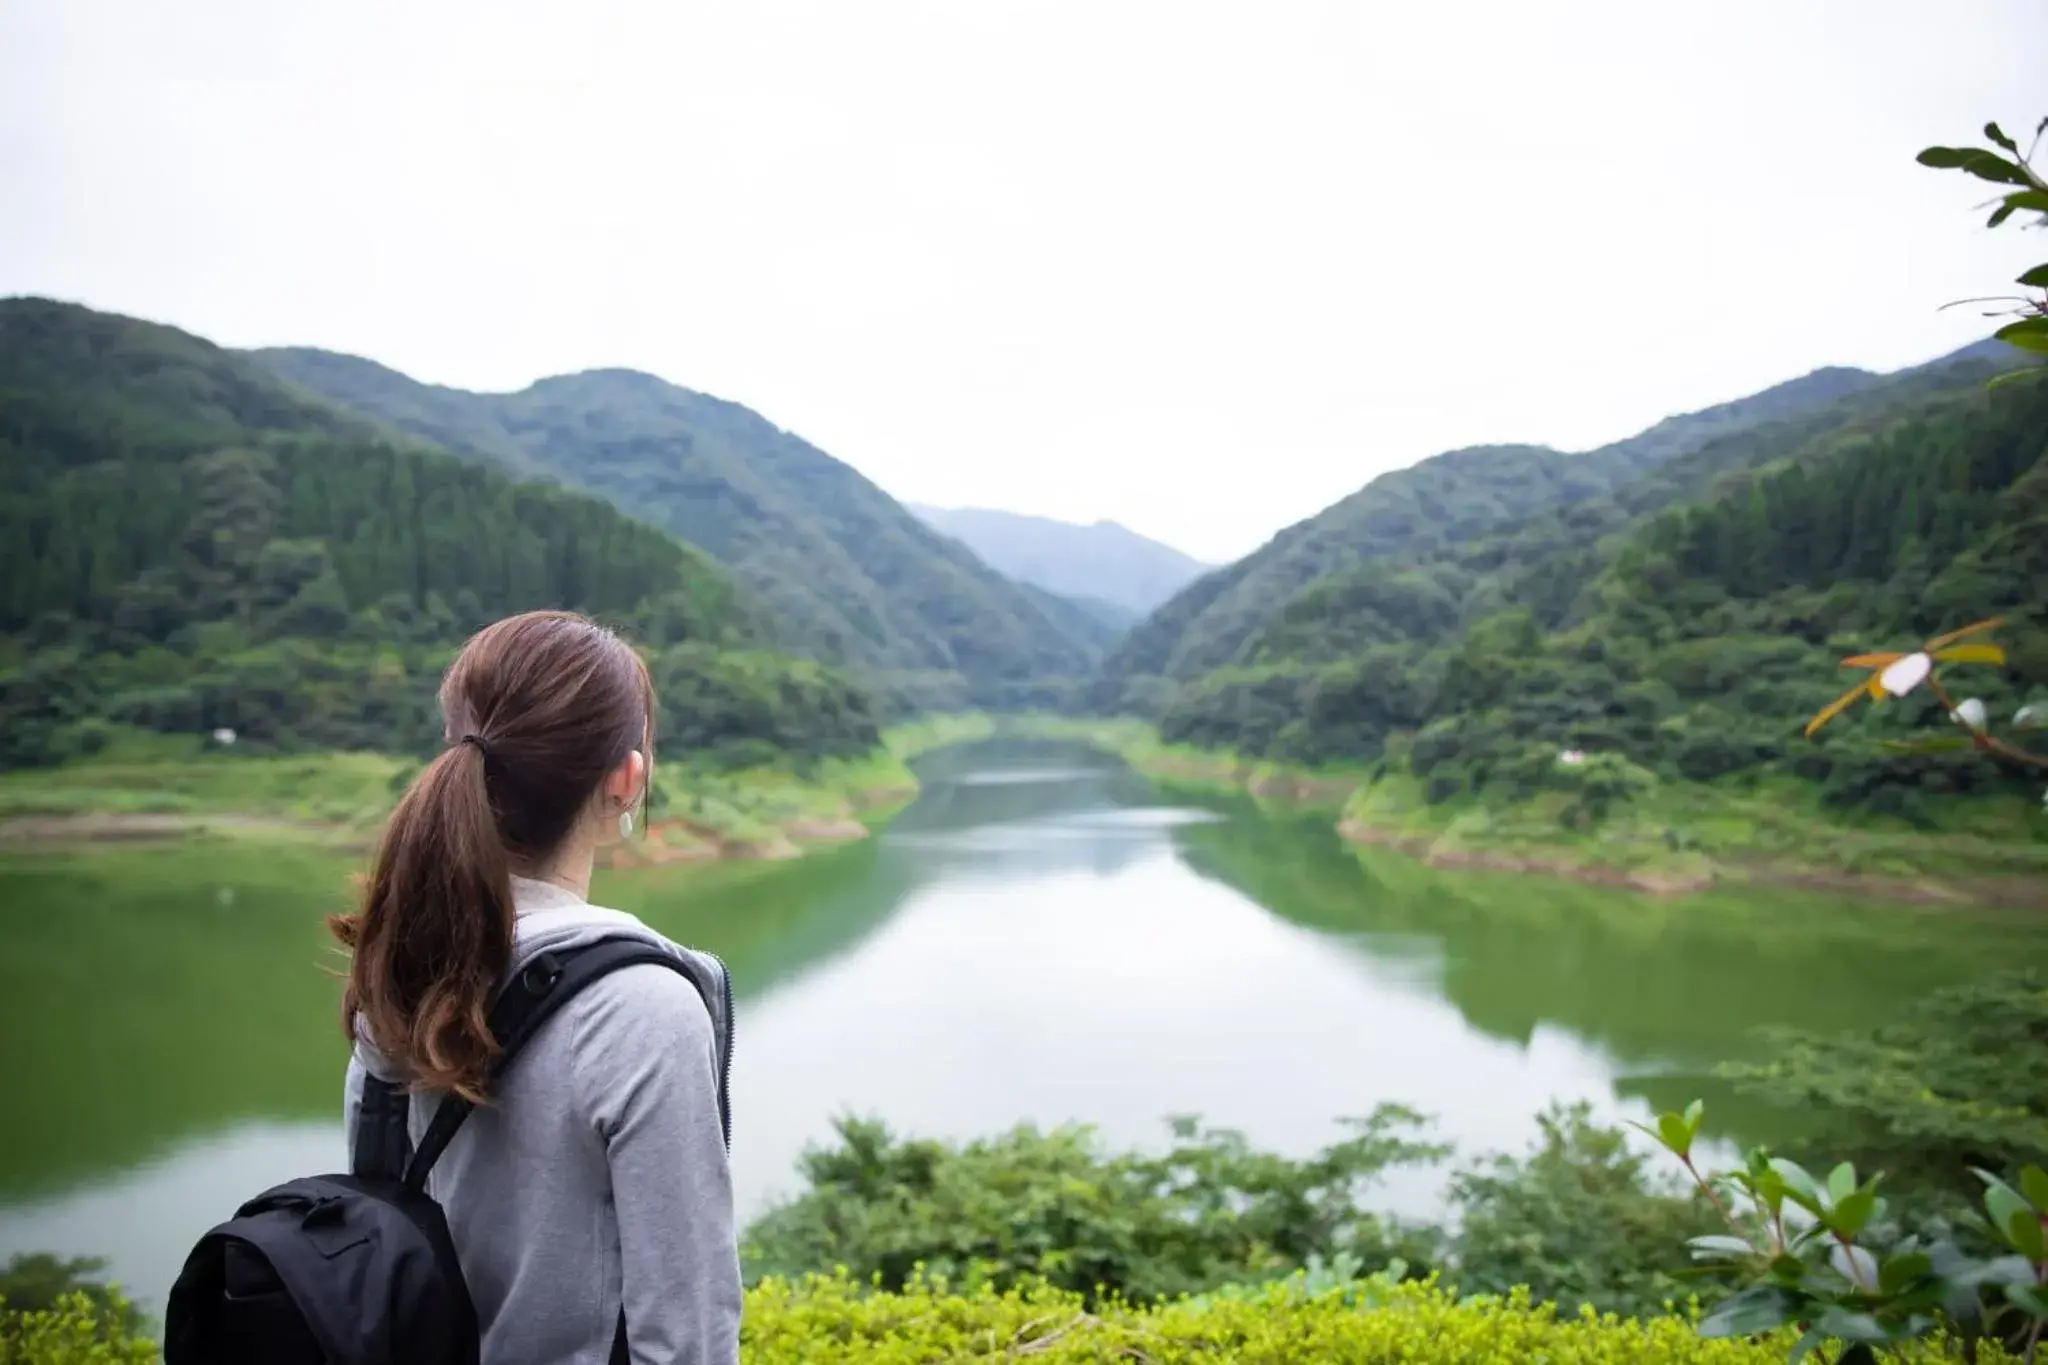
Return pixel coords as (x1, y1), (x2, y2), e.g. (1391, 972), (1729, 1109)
(252, 349), (1102, 707)
(910, 505), (1208, 618)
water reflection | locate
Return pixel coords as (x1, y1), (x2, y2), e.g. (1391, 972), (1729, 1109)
(0, 1120), (335, 1323)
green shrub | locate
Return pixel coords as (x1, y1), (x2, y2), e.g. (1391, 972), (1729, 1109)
(1446, 1102), (1724, 1318)
(0, 1292), (155, 1364)
(739, 1273), (2003, 1363)
(0, 1257), (146, 1347)
(1720, 972), (2048, 1203)
(742, 1109), (1447, 1303)
(0, 1267), (2016, 1364)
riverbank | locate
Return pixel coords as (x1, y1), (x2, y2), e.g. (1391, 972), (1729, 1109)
(1009, 717), (2048, 906)
(1338, 773), (2048, 906)
(1004, 715), (1373, 808)
(0, 714), (996, 862)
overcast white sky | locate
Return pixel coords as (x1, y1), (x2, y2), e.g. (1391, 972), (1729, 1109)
(3, 2), (2043, 563)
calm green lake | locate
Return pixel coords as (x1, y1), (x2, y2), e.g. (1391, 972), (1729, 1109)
(3, 739), (2045, 1314)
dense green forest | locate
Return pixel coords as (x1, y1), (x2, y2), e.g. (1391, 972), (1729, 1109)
(251, 347), (1102, 710)
(1108, 342), (2048, 823)
(0, 299), (880, 769)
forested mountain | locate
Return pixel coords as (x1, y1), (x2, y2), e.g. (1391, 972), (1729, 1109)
(910, 504), (1208, 617)
(1145, 345), (2048, 820)
(252, 349), (1101, 708)
(1094, 366), (1886, 711)
(1013, 583), (1132, 653)
(0, 299), (879, 767)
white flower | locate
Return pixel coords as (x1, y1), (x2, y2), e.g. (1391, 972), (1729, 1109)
(1878, 653), (1932, 697)
(2016, 704), (2044, 731)
(1951, 697), (1988, 732)
(1557, 749), (1587, 766)
(211, 727), (237, 746)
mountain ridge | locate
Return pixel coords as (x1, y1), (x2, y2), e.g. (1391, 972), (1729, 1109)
(0, 297), (901, 770)
(1092, 362), (1904, 710)
(251, 347), (1102, 709)
(1123, 334), (2047, 833)
(908, 503), (1208, 619)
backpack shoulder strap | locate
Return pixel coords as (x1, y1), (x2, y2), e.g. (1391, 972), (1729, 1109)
(401, 939), (718, 1190)
(351, 1073), (415, 1181)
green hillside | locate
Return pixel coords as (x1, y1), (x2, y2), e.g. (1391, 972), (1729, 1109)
(1147, 349), (2048, 830)
(1234, 351), (2028, 673)
(251, 348), (1101, 708)
(0, 298), (879, 769)
(1093, 366), (1886, 712)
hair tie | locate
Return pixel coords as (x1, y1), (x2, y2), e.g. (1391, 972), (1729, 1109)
(458, 733), (492, 759)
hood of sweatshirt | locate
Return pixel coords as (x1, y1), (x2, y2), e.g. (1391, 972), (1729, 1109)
(353, 874), (731, 1084)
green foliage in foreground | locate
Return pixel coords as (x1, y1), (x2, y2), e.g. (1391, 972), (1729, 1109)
(744, 966), (2048, 1356)
(1721, 972), (2048, 1200)
(744, 1103), (1728, 1320)
(10, 1274), (2014, 1365)
(741, 1274), (2005, 1364)
(1447, 1104), (1723, 1317)
(1641, 1100), (2048, 1365)
(0, 1256), (146, 1353)
(744, 1109), (1450, 1304)
(0, 1294), (155, 1364)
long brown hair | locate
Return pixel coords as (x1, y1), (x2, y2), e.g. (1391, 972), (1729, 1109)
(331, 610), (655, 1101)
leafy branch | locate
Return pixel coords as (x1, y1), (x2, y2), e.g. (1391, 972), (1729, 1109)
(1643, 1101), (2048, 1365)
(1919, 119), (2048, 360)
(1803, 619), (2048, 772)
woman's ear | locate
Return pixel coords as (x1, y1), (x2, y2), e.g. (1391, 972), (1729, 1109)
(609, 749), (647, 810)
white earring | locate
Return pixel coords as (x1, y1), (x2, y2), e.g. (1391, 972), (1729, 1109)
(619, 808), (634, 839)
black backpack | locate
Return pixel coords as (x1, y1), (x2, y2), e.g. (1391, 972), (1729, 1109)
(165, 937), (733, 1365)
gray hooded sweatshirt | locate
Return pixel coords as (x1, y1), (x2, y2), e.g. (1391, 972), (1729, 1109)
(342, 876), (742, 1365)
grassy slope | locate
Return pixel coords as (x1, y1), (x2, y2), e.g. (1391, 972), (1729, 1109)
(1010, 714), (1373, 808)
(0, 716), (998, 861)
(1338, 772), (2048, 899)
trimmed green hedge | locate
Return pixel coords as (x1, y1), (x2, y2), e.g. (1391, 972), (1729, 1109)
(4, 1277), (2014, 1363)
(740, 1275), (2003, 1364)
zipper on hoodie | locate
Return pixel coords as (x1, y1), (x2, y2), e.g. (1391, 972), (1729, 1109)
(707, 950), (734, 1152)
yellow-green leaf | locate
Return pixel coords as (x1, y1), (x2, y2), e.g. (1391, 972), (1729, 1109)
(1839, 652), (1905, 668)
(1924, 617), (2006, 651)
(1933, 643), (2007, 666)
(1805, 682), (1867, 738)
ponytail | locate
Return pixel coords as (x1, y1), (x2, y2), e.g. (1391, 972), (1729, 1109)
(332, 741), (513, 1103)
(330, 610), (654, 1103)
